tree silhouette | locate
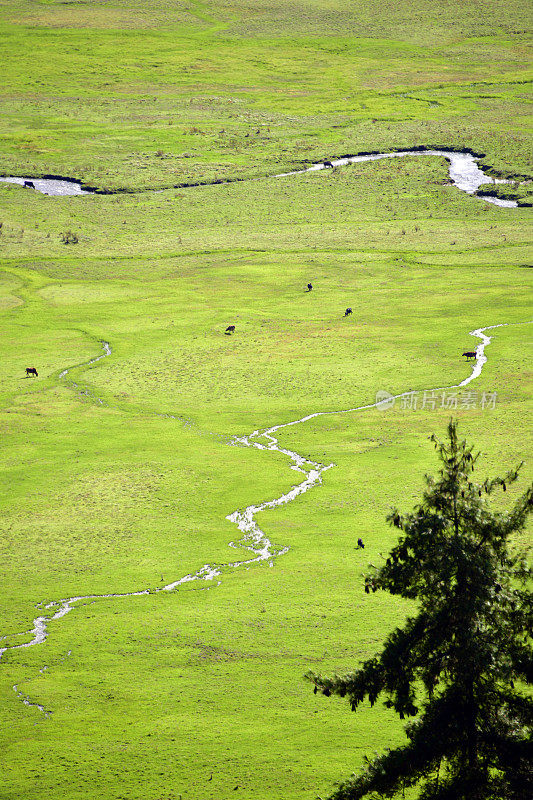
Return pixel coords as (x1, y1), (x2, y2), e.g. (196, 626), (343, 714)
(308, 420), (532, 800)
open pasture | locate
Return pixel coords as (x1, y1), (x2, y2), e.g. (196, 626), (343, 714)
(0, 2), (532, 799)
(0, 0), (532, 189)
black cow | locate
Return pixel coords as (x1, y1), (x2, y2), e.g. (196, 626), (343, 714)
(23, 180), (35, 189)
(25, 367), (38, 377)
(462, 351), (477, 361)
(344, 307), (352, 317)
(225, 325), (235, 335)
(306, 283), (313, 291)
(323, 160), (334, 168)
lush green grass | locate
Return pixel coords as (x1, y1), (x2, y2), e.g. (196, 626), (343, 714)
(0, 1), (532, 189)
(0, 2), (532, 799)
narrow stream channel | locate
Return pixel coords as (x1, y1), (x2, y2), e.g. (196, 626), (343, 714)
(2, 320), (530, 715)
(0, 149), (521, 206)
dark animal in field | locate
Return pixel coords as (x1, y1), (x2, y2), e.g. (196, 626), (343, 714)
(225, 325), (235, 334)
(25, 367), (38, 377)
(357, 538), (365, 549)
(344, 307), (352, 317)
(307, 283), (313, 291)
(23, 180), (35, 189)
(323, 160), (334, 168)
(462, 351), (477, 361)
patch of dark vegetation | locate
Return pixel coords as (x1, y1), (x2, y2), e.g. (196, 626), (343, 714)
(476, 164), (532, 181)
(475, 183), (533, 206)
(60, 230), (78, 244)
(173, 176), (247, 190)
(300, 145), (489, 164)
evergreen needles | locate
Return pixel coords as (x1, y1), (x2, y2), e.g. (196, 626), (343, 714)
(308, 420), (532, 800)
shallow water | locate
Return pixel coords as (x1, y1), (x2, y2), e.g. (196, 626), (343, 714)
(275, 149), (518, 207)
(480, 194), (517, 208)
(0, 149), (520, 205)
(0, 323), (523, 681)
(0, 176), (88, 195)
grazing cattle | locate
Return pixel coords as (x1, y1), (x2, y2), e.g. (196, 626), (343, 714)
(225, 325), (235, 335)
(344, 307), (352, 317)
(462, 351), (477, 361)
(357, 537), (365, 549)
(323, 160), (334, 168)
(307, 283), (313, 291)
(25, 367), (38, 377)
(23, 180), (35, 189)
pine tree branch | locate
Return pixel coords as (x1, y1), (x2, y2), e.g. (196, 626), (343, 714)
(311, 422), (533, 800)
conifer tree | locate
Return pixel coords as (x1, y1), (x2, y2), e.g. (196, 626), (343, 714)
(309, 420), (532, 800)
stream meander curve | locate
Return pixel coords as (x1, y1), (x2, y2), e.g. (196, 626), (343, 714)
(0, 149), (522, 206)
(2, 320), (531, 715)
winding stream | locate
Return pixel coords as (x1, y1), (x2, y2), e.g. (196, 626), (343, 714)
(1, 321), (528, 715)
(275, 149), (519, 207)
(0, 149), (522, 206)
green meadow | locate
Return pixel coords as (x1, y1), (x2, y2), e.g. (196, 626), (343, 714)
(0, 2), (532, 799)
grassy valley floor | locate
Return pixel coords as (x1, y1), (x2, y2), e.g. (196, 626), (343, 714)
(0, 2), (532, 799)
